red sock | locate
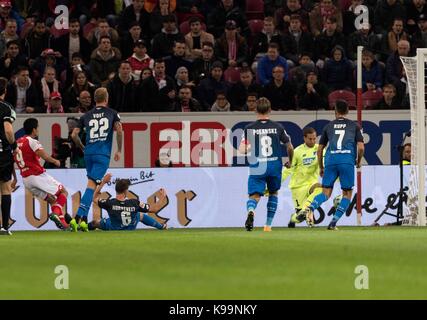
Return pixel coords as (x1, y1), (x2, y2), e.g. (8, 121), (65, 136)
(52, 193), (67, 216)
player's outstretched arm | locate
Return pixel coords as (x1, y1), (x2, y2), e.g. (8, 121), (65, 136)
(93, 173), (112, 205)
(71, 127), (85, 151)
(317, 144), (325, 177)
(114, 121), (123, 162)
(36, 149), (61, 167)
(356, 142), (365, 168)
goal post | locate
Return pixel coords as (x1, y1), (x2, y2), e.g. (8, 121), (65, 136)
(400, 48), (427, 226)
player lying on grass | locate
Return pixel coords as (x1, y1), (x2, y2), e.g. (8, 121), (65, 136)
(89, 173), (168, 231)
(15, 118), (72, 230)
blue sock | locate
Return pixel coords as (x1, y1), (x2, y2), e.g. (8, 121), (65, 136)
(77, 188), (95, 218)
(246, 198), (258, 213)
(309, 193), (328, 211)
(266, 195), (278, 226)
(141, 214), (164, 229)
(331, 197), (351, 225)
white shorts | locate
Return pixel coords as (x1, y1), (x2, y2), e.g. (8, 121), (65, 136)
(23, 173), (63, 200)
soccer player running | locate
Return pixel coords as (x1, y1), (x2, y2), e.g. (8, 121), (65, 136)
(15, 118), (72, 230)
(239, 97), (294, 232)
(71, 88), (123, 232)
(297, 100), (365, 230)
(90, 173), (167, 231)
(0, 77), (17, 235)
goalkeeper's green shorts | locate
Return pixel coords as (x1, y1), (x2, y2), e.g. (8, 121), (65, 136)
(291, 183), (322, 210)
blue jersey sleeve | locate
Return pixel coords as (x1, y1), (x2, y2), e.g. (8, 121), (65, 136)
(278, 124), (291, 145)
(319, 125), (329, 146)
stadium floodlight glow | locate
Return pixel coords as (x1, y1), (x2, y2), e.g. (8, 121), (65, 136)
(400, 49), (427, 226)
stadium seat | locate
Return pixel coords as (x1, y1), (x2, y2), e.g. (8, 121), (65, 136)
(223, 67), (241, 84)
(246, 0), (264, 20)
(328, 90), (357, 110)
(363, 90), (383, 109)
(179, 20), (206, 35)
(248, 19), (264, 35)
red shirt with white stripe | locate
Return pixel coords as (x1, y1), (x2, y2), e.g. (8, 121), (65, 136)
(15, 136), (46, 178)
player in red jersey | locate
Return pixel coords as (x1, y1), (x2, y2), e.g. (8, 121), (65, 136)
(15, 118), (72, 230)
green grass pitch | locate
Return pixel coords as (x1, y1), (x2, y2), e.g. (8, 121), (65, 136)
(1, 227), (427, 300)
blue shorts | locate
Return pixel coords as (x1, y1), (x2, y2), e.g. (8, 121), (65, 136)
(322, 164), (355, 190)
(248, 165), (282, 196)
(84, 154), (110, 184)
(99, 217), (139, 231)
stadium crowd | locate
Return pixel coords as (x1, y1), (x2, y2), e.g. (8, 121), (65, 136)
(0, 0), (424, 113)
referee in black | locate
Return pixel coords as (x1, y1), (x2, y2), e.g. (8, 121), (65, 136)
(0, 77), (17, 235)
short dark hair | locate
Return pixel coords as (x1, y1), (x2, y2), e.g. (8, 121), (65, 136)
(69, 18), (79, 25)
(6, 40), (20, 48)
(99, 35), (111, 44)
(0, 77), (8, 96)
(256, 97), (271, 115)
(327, 16), (337, 24)
(154, 58), (165, 66)
(16, 65), (29, 74)
(189, 16), (201, 25)
(268, 43), (279, 51)
(115, 179), (131, 194)
(303, 127), (316, 137)
(240, 67), (252, 75)
(34, 18), (45, 26)
(23, 118), (39, 135)
(335, 100), (349, 115)
(201, 41), (214, 49)
(247, 92), (258, 99)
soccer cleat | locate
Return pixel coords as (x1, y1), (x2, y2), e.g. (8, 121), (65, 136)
(79, 221), (89, 232)
(327, 222), (339, 231)
(0, 228), (12, 235)
(263, 226), (272, 232)
(290, 213), (299, 224)
(69, 218), (79, 232)
(245, 211), (255, 231)
(288, 221), (296, 228)
(49, 214), (67, 230)
(296, 207), (312, 223)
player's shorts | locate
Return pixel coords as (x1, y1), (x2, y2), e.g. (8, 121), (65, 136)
(99, 217), (139, 231)
(84, 154), (110, 184)
(322, 164), (355, 190)
(290, 183), (322, 210)
(23, 172), (63, 200)
(0, 154), (13, 182)
(248, 165), (282, 196)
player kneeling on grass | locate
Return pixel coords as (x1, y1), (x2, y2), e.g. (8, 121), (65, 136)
(15, 118), (72, 230)
(89, 173), (167, 231)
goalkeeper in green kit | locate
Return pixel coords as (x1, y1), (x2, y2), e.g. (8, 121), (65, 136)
(273, 127), (322, 227)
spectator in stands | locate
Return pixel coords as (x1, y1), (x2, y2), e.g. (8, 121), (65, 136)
(275, 0), (309, 33)
(149, 0), (177, 36)
(64, 52), (91, 88)
(207, 0), (249, 38)
(89, 35), (122, 86)
(54, 18), (91, 64)
(127, 39), (154, 81)
(175, 66), (195, 90)
(375, 83), (400, 109)
(382, 18), (409, 57)
(151, 14), (184, 59)
(196, 60), (228, 110)
(262, 65), (297, 110)
(64, 71), (96, 112)
(265, 0), (285, 16)
(282, 14), (314, 68)
(257, 43), (288, 86)
(412, 14), (427, 51)
(118, 0), (150, 36)
(314, 16), (346, 69)
(140, 58), (177, 112)
(323, 45), (353, 91)
(406, 0), (427, 35)
(211, 90), (231, 111)
(297, 68), (329, 110)
(47, 91), (65, 114)
(228, 67), (262, 111)
(289, 53), (316, 92)
(140, 67), (153, 81)
(0, 0), (23, 33)
(185, 16), (214, 61)
(37, 66), (61, 110)
(24, 19), (54, 64)
(214, 19), (248, 68)
(386, 39), (410, 105)
(0, 18), (18, 58)
(32, 48), (66, 79)
(5, 66), (40, 113)
(165, 40), (192, 78)
(402, 143), (411, 165)
(75, 90), (94, 113)
(250, 16), (282, 65)
(87, 18), (120, 50)
(0, 39), (26, 79)
(66, 116), (85, 168)
(373, 0), (406, 35)
(243, 92), (258, 112)
(309, 0), (343, 37)
(120, 21), (149, 59)
(176, 0), (204, 23)
(107, 60), (137, 112)
(191, 41), (215, 84)
(347, 22), (381, 62)
(361, 49), (383, 92)
(174, 85), (202, 112)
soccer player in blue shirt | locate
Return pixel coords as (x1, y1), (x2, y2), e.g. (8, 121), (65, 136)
(239, 97), (294, 232)
(296, 100), (365, 230)
(70, 87), (123, 232)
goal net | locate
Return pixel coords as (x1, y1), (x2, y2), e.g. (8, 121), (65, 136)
(400, 51), (427, 226)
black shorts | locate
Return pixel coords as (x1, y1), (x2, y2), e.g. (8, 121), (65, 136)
(0, 154), (13, 182)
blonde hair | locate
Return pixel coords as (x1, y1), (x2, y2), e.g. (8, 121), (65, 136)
(94, 87), (109, 103)
(256, 97), (271, 114)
